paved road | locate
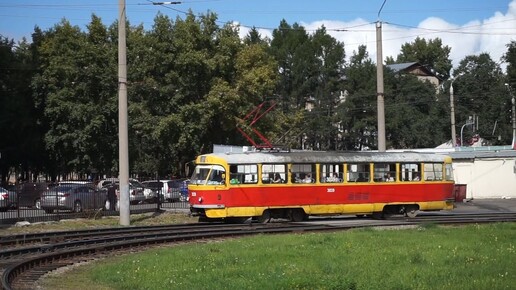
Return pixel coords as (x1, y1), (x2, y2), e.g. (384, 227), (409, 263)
(453, 198), (516, 213)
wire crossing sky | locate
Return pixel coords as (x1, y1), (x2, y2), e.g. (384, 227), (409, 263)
(1, 0), (515, 69)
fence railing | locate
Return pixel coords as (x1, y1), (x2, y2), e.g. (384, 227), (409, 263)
(0, 185), (190, 226)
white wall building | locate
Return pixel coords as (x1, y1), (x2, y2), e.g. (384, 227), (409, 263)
(450, 150), (516, 199)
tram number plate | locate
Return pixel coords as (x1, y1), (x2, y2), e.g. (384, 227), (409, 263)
(327, 188), (335, 193)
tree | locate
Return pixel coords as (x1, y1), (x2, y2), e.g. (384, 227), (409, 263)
(0, 31), (50, 184)
(302, 26), (346, 150)
(453, 53), (509, 145)
(503, 41), (516, 88)
(384, 72), (448, 148)
(32, 16), (118, 179)
(337, 45), (377, 150)
(270, 20), (311, 112)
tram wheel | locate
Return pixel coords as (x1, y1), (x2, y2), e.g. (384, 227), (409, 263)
(371, 212), (383, 219)
(405, 207), (418, 218)
(290, 209), (307, 222)
(256, 210), (271, 223)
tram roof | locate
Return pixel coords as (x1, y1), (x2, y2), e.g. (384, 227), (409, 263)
(201, 151), (449, 164)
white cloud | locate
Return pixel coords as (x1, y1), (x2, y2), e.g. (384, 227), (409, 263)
(239, 1), (516, 73)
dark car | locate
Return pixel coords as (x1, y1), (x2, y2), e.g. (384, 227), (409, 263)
(41, 183), (106, 213)
(16, 182), (49, 209)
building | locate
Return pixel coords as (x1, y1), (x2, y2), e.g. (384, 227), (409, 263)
(386, 62), (442, 88)
(449, 149), (516, 200)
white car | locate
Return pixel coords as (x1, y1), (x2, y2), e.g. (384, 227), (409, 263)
(98, 178), (155, 203)
(0, 187), (16, 211)
(141, 180), (187, 202)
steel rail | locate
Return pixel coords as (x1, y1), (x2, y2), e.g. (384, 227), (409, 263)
(2, 213), (515, 290)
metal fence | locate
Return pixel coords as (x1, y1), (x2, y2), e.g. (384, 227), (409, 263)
(0, 186), (190, 226)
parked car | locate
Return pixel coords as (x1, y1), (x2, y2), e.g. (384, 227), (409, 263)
(0, 187), (17, 211)
(130, 179), (156, 203)
(16, 182), (49, 209)
(109, 182), (146, 205)
(142, 179), (189, 202)
(97, 178), (154, 203)
(40, 183), (106, 213)
(96, 178), (118, 190)
(179, 179), (190, 202)
(141, 180), (166, 202)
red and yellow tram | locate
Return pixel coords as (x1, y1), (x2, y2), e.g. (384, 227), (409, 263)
(188, 151), (455, 222)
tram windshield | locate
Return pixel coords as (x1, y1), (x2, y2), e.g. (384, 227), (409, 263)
(190, 165), (226, 185)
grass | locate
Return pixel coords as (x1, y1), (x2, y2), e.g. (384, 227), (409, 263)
(37, 222), (516, 290)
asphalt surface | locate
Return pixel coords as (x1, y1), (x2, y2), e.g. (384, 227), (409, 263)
(453, 198), (516, 213)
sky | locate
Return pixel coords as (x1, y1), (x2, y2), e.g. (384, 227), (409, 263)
(1, 0), (516, 71)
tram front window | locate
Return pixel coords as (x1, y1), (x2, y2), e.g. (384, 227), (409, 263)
(190, 165), (226, 185)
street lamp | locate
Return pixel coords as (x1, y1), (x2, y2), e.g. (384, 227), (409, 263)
(449, 73), (464, 147)
(460, 117), (474, 148)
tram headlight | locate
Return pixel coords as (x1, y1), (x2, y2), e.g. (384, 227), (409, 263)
(198, 197), (203, 203)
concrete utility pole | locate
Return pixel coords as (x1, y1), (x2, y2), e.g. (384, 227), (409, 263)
(449, 80), (457, 147)
(506, 83), (516, 150)
(118, 0), (130, 226)
(376, 0), (387, 152)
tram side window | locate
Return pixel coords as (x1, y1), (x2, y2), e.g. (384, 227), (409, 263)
(320, 163), (342, 183)
(291, 164), (316, 183)
(400, 163), (421, 181)
(347, 163), (370, 182)
(445, 163), (454, 181)
(424, 163), (443, 181)
(261, 164), (286, 184)
(373, 163), (396, 182)
(229, 164), (258, 184)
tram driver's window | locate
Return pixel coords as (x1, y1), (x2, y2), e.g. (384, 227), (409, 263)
(424, 163), (443, 181)
(347, 163), (370, 182)
(229, 164), (257, 184)
(400, 163), (421, 181)
(291, 164), (316, 183)
(261, 164), (286, 184)
(207, 165), (226, 185)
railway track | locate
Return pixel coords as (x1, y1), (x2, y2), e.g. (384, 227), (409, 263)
(1, 212), (515, 290)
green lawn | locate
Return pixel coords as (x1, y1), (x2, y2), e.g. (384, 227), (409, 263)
(39, 222), (516, 290)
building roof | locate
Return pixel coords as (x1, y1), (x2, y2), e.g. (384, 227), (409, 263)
(386, 62), (442, 80)
(386, 62), (419, 73)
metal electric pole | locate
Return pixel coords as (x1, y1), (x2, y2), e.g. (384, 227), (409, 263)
(376, 0), (387, 152)
(118, 0), (130, 226)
